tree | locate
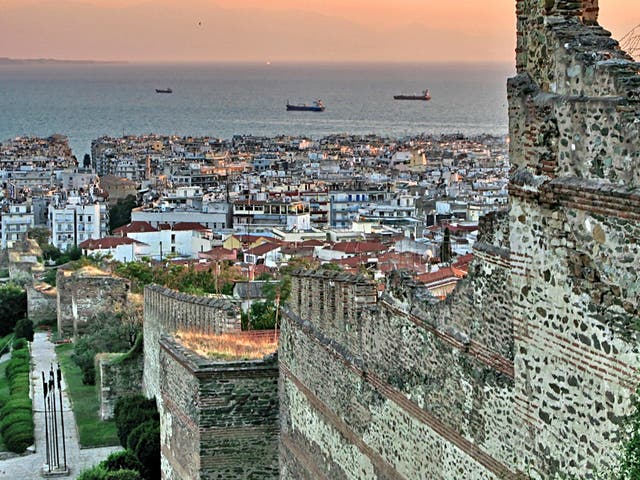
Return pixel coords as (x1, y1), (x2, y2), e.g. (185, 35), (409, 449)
(83, 153), (91, 168)
(14, 318), (34, 342)
(68, 245), (82, 261)
(440, 227), (452, 264)
(71, 311), (142, 384)
(0, 284), (27, 337)
(27, 226), (51, 249)
(109, 195), (138, 232)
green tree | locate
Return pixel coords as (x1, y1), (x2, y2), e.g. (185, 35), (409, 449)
(71, 311), (142, 384)
(0, 284), (27, 337)
(27, 226), (51, 249)
(440, 227), (452, 264)
(14, 318), (34, 342)
(109, 195), (138, 232)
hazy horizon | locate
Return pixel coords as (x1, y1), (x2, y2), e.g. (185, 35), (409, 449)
(2, 0), (638, 63)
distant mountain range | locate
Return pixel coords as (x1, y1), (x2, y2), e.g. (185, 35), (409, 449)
(0, 57), (126, 65)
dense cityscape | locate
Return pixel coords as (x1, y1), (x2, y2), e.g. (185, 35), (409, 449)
(1, 132), (508, 297)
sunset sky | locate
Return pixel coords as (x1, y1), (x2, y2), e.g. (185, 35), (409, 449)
(1, 0), (638, 63)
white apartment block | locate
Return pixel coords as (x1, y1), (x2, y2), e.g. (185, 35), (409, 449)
(49, 202), (109, 251)
(1, 203), (35, 249)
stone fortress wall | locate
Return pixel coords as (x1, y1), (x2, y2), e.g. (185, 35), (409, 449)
(142, 284), (242, 399)
(279, 1), (640, 479)
(508, 0), (640, 475)
(56, 266), (130, 338)
(159, 335), (279, 480)
(143, 285), (280, 480)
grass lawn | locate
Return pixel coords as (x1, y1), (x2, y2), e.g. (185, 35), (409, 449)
(0, 358), (9, 450)
(55, 343), (119, 448)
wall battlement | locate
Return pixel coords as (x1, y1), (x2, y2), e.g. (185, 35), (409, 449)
(142, 285), (241, 399)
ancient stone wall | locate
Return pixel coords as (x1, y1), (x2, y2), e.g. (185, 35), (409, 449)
(142, 285), (242, 400)
(280, 218), (520, 479)
(56, 266), (130, 338)
(97, 349), (144, 420)
(508, 0), (640, 477)
(26, 283), (57, 325)
(159, 335), (279, 480)
(280, 3), (640, 478)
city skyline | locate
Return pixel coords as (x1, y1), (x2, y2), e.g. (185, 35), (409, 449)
(1, 0), (639, 63)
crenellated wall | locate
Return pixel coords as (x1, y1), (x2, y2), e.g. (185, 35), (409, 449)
(142, 285), (242, 400)
(280, 214), (521, 480)
(279, 1), (640, 479)
(159, 335), (279, 480)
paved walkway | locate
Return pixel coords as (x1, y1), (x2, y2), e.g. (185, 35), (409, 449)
(0, 332), (120, 478)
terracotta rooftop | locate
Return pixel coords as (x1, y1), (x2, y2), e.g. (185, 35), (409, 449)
(330, 241), (388, 254)
(79, 237), (147, 249)
(113, 221), (157, 234)
(246, 242), (281, 256)
(171, 222), (208, 231)
(415, 266), (467, 287)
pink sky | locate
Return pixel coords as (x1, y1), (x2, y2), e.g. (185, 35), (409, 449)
(1, 0), (638, 62)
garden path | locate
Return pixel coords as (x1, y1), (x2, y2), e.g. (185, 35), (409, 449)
(0, 332), (120, 478)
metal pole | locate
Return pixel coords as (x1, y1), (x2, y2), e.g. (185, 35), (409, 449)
(50, 369), (59, 468)
(42, 372), (50, 471)
(57, 365), (67, 470)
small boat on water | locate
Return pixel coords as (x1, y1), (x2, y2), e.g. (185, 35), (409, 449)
(155, 88), (173, 94)
(286, 99), (325, 112)
(394, 89), (431, 101)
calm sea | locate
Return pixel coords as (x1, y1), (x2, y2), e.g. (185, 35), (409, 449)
(0, 62), (513, 157)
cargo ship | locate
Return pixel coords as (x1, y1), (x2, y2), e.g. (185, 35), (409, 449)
(155, 88), (173, 94)
(393, 89), (431, 101)
(286, 100), (325, 112)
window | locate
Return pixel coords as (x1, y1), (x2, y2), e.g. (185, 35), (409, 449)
(87, 216), (92, 222)
(171, 234), (176, 243)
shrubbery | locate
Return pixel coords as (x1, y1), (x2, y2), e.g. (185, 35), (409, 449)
(14, 318), (34, 342)
(78, 395), (159, 480)
(0, 339), (34, 453)
(77, 465), (108, 480)
(0, 284), (27, 337)
(101, 450), (143, 473)
(114, 395), (158, 447)
(71, 312), (141, 385)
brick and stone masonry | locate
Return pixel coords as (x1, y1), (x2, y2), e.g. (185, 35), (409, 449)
(56, 266), (130, 338)
(26, 282), (57, 326)
(279, 1), (640, 478)
(159, 335), (279, 480)
(142, 285), (242, 400)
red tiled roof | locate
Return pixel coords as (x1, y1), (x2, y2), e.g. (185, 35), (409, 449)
(199, 247), (237, 261)
(334, 257), (362, 268)
(452, 253), (474, 273)
(113, 221), (157, 234)
(79, 237), (147, 249)
(232, 234), (270, 244)
(172, 222), (208, 231)
(415, 266), (467, 286)
(246, 242), (281, 256)
(300, 239), (325, 247)
(330, 241), (387, 254)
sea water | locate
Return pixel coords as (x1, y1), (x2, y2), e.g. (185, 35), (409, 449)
(0, 62), (512, 157)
